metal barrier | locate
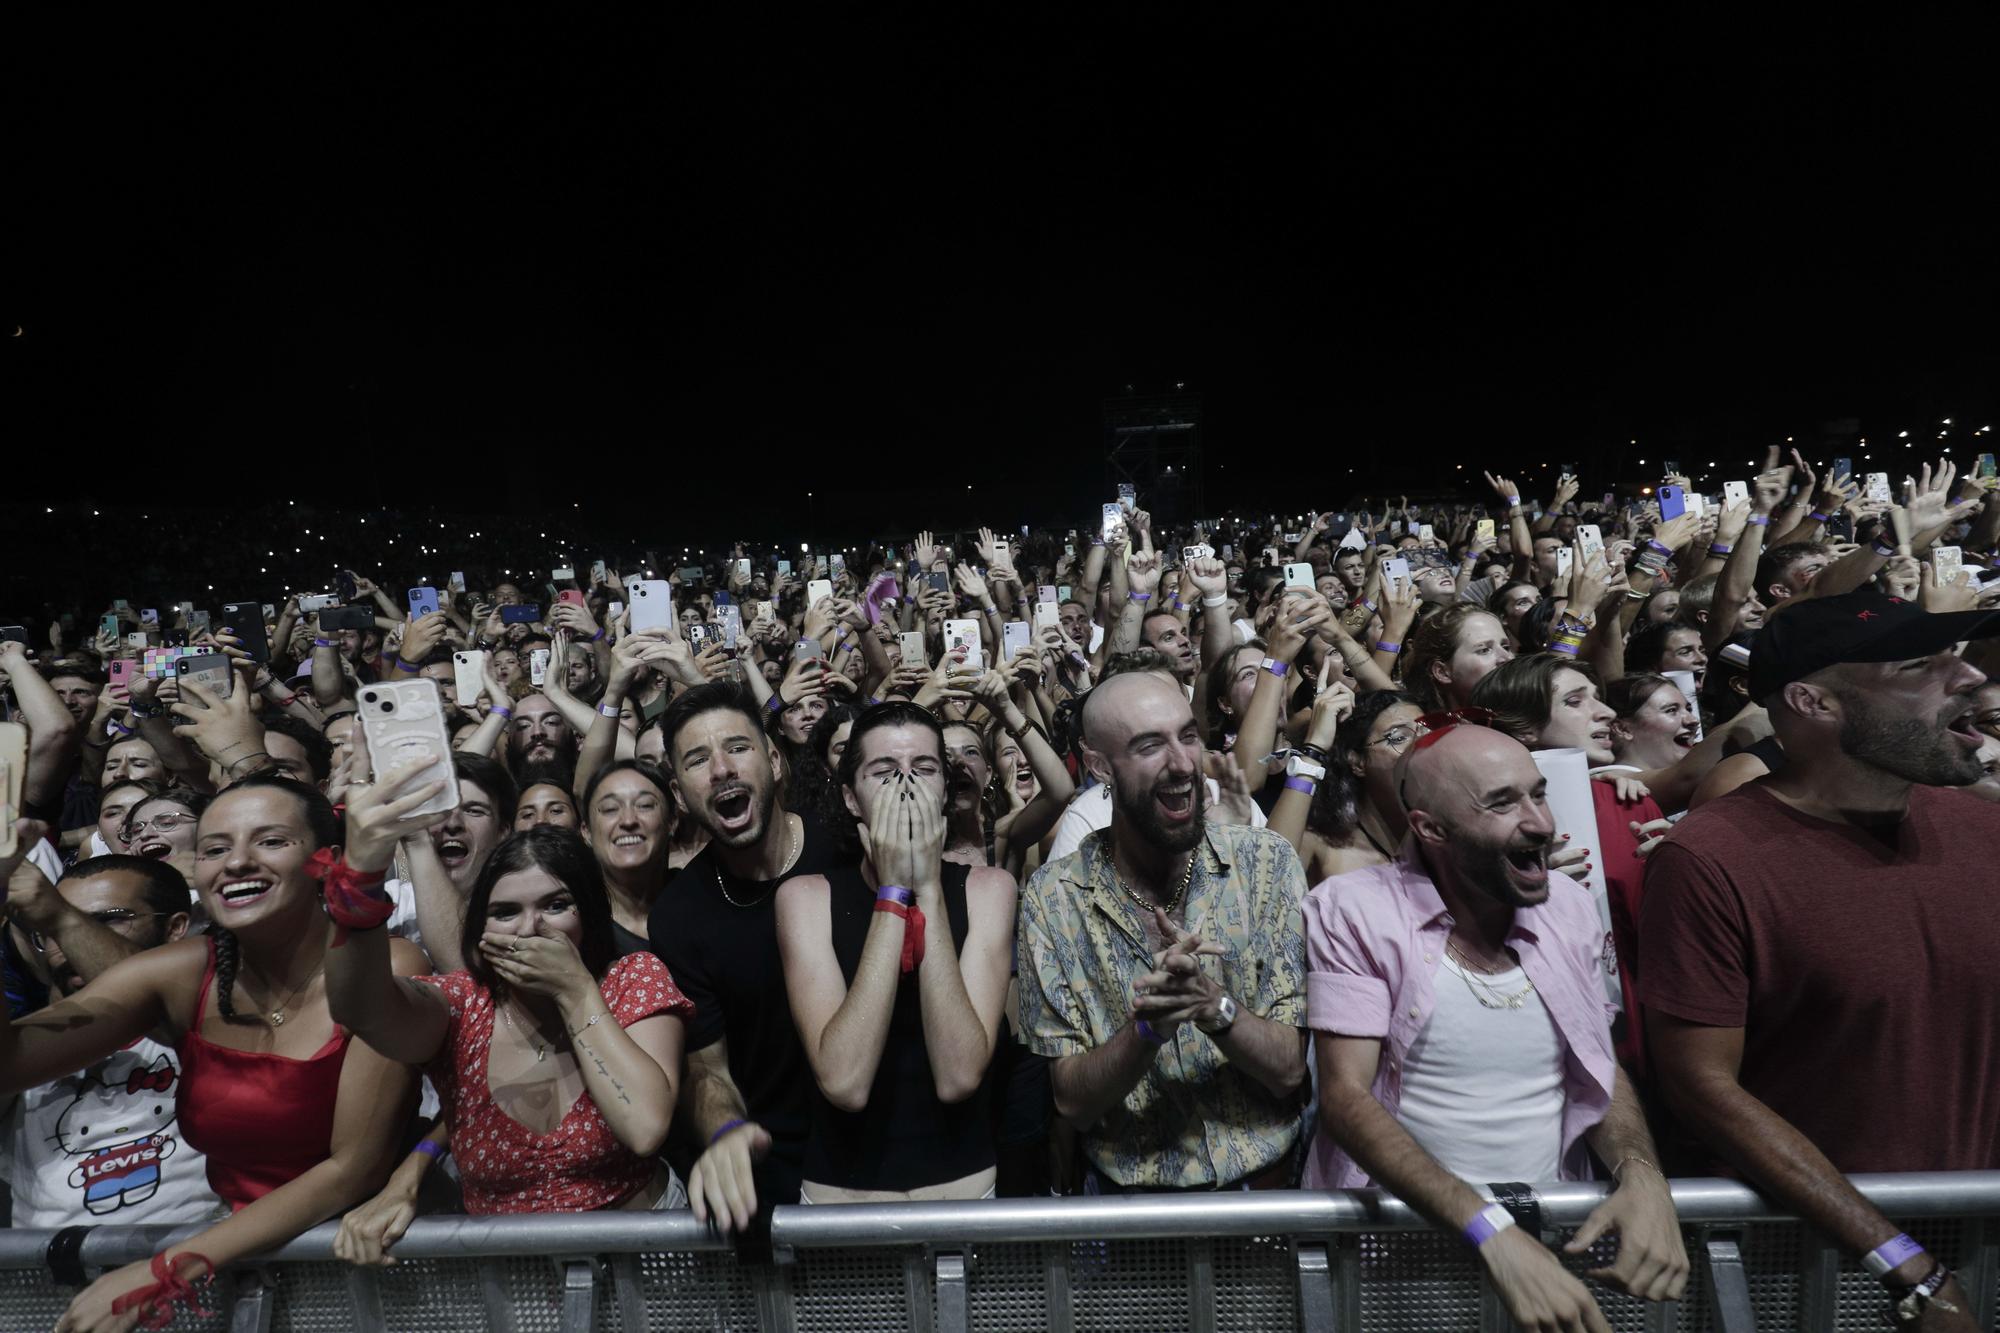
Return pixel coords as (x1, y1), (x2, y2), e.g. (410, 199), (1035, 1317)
(3, 1173), (1997, 1331)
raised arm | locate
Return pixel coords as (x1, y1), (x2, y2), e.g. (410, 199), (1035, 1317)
(777, 871), (901, 1111)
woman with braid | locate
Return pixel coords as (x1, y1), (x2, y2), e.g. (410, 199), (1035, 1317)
(1, 774), (420, 1333)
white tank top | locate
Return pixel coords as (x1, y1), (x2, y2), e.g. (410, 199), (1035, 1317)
(1395, 956), (1566, 1184)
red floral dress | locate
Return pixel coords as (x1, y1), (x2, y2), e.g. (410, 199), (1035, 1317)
(414, 953), (692, 1213)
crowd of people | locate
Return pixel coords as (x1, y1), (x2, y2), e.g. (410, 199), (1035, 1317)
(3, 449), (1998, 1332)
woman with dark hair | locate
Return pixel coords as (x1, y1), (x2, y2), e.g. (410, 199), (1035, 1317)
(1270, 689), (1423, 881)
(1604, 673), (1700, 773)
(1400, 604), (1513, 711)
(1486, 579), (1542, 649)
(0, 773), (420, 1330)
(326, 817), (691, 1259)
(123, 784), (212, 886)
(579, 759), (685, 952)
(936, 669), (1074, 876)
(1201, 639), (1266, 749)
(799, 702), (863, 835)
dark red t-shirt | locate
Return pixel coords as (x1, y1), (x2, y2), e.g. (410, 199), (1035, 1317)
(1640, 781), (2000, 1173)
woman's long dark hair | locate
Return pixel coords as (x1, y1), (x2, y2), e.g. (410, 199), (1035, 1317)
(1307, 690), (1417, 843)
(460, 826), (618, 996)
(205, 774), (340, 1023)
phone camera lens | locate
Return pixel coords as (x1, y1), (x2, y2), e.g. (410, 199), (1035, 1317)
(379, 701), (395, 713)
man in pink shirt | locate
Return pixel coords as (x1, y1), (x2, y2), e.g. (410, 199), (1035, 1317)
(1303, 723), (1685, 1332)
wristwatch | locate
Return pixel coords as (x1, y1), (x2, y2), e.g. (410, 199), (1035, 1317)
(1195, 993), (1239, 1036)
(1284, 754), (1327, 782)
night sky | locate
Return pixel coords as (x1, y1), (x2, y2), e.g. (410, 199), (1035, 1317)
(10, 15), (1998, 542)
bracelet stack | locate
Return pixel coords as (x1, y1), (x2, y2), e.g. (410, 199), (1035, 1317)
(1548, 615), (1590, 657)
(872, 884), (926, 973)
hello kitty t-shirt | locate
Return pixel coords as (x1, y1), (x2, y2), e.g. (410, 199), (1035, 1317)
(6, 1036), (222, 1226)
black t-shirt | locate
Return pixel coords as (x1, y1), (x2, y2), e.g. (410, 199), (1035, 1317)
(649, 812), (848, 1183)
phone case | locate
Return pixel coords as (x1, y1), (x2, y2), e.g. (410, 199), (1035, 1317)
(1034, 601), (1060, 628)
(1658, 485), (1686, 520)
(1384, 558), (1412, 587)
(408, 587), (441, 618)
(777, 560), (792, 576)
(629, 580), (674, 632)
(0, 722), (23, 858)
(807, 579), (835, 606)
(590, 561), (607, 584)
(1865, 473), (1893, 504)
(551, 567), (575, 582)
(1722, 481), (1749, 509)
(556, 590), (587, 608)
(100, 615), (121, 639)
(1555, 549), (1574, 579)
(356, 680), (459, 818)
(220, 604), (269, 662)
(1578, 526), (1604, 563)
(449, 572), (467, 593)
(500, 604), (542, 625)
(299, 594), (338, 613)
(831, 554), (847, 574)
(452, 650), (486, 704)
(1284, 563), (1316, 590)
(108, 659), (137, 690)
(1475, 519), (1496, 542)
(1101, 503), (1124, 543)
(944, 619), (983, 672)
(1934, 547), (1964, 587)
(529, 648), (550, 685)
(1002, 621), (1032, 660)
(898, 631), (928, 666)
(719, 606), (743, 648)
(175, 652), (233, 699)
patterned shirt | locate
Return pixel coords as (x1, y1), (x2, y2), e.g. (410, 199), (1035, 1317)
(1016, 823), (1309, 1188)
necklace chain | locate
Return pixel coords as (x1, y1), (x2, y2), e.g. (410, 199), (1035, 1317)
(1115, 850), (1197, 917)
(238, 958), (325, 1027)
(499, 1001), (557, 1063)
(718, 814), (801, 909)
(1446, 940), (1536, 1011)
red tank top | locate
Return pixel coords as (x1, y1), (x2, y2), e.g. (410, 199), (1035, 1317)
(176, 936), (352, 1210)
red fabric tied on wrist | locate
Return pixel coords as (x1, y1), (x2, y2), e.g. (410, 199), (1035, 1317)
(873, 898), (926, 973)
(110, 1251), (216, 1329)
(306, 847), (393, 945)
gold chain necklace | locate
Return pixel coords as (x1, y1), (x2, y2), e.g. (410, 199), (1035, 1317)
(1114, 850), (1197, 917)
(238, 959), (325, 1027)
(718, 813), (801, 909)
(1446, 941), (1536, 1011)
(499, 1001), (559, 1063)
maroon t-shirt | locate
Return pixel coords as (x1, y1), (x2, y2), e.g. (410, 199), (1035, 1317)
(1640, 781), (2000, 1174)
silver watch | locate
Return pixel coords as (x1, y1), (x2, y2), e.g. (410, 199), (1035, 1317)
(1196, 993), (1239, 1036)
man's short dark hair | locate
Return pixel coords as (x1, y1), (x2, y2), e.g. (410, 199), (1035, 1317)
(1755, 541), (1829, 597)
(62, 854), (191, 922)
(260, 713), (333, 784)
(44, 663), (106, 688)
(834, 702), (946, 790)
(658, 683), (768, 770)
(454, 751), (520, 824)
(515, 760), (576, 798)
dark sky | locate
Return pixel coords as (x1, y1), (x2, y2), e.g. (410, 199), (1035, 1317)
(10, 14), (1998, 538)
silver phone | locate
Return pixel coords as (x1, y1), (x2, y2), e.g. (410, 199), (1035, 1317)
(356, 679), (460, 818)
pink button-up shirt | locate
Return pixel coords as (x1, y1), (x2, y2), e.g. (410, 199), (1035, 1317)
(1301, 841), (1618, 1189)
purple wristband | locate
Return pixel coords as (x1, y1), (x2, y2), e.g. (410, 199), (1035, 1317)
(491, 704), (513, 719)
(708, 1118), (748, 1147)
(591, 628), (607, 643)
(1708, 542), (1733, 556)
(875, 883), (914, 907)
(1462, 1203), (1515, 1248)
(1374, 640), (1401, 654)
(1135, 1018), (1168, 1047)
(767, 693), (784, 713)
(1809, 511), (1832, 523)
(1284, 775), (1317, 795)
(412, 1140), (446, 1163)
(1863, 1232), (1925, 1279)
(1129, 591), (1152, 602)
(1745, 513), (1770, 527)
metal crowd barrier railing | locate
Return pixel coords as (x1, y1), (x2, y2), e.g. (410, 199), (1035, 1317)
(2, 1173), (1996, 1331)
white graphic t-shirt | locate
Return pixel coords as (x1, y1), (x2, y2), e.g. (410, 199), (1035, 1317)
(7, 1037), (222, 1226)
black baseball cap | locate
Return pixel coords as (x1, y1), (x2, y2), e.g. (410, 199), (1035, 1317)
(1749, 590), (2000, 700)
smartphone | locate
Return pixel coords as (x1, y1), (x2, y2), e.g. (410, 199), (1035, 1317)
(623, 573), (645, 596)
(1657, 485), (1687, 520)
(1100, 503), (1124, 543)
(299, 593), (339, 614)
(176, 652), (233, 699)
(794, 636), (824, 662)
(944, 618), (984, 671)
(556, 589), (587, 609)
(753, 600), (774, 625)
(0, 722), (24, 858)
(1002, 620), (1032, 661)
(1556, 548), (1575, 579)
(408, 587), (441, 618)
(777, 559), (792, 577)
(898, 630), (928, 667)
(1832, 457), (1853, 484)
(1064, 543), (1076, 559)
(1283, 562), (1316, 591)
(140, 608), (160, 630)
(1475, 518), (1496, 544)
(734, 558), (752, 581)
(1865, 472), (1893, 504)
(1934, 546), (1964, 588)
(529, 648), (550, 686)
(1383, 557), (1412, 590)
(679, 566), (704, 584)
(1417, 524), (1435, 544)
(356, 680), (459, 818)
(452, 650), (486, 704)
(321, 605), (374, 632)
(100, 613), (121, 640)
(187, 609), (211, 635)
(220, 603), (269, 662)
(831, 553), (847, 577)
(108, 659), (138, 693)
(590, 560), (607, 586)
(719, 605), (742, 649)
(925, 570), (950, 594)
(1687, 491), (1707, 520)
(1034, 601), (1060, 628)
(1661, 460), (1681, 480)
(607, 600), (624, 621)
(629, 580), (674, 633)
(1057, 585), (1071, 602)
(1722, 480), (1749, 509)
(551, 567), (575, 584)
(449, 571), (467, 593)
(989, 540), (1008, 565)
(334, 571), (357, 603)
(1117, 483), (1137, 512)
(1036, 584), (1058, 606)
(497, 604), (540, 626)
(1977, 453), (1998, 484)
(1577, 525), (1604, 565)
(807, 578), (835, 607)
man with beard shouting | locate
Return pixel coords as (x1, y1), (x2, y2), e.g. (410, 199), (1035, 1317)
(1643, 591), (2000, 1332)
(648, 683), (844, 1232)
(1304, 724), (1686, 1333)
(1015, 671), (1310, 1191)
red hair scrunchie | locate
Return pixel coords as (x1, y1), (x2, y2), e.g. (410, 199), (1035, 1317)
(109, 1251), (216, 1329)
(306, 846), (394, 946)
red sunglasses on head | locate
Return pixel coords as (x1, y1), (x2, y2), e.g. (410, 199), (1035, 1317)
(1410, 706), (1497, 751)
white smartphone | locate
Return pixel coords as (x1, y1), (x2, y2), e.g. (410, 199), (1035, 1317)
(1002, 620), (1032, 661)
(1101, 503), (1125, 543)
(452, 650), (486, 704)
(734, 558), (751, 580)
(1383, 556), (1412, 589)
(1687, 491), (1707, 519)
(1034, 600), (1060, 628)
(0, 722), (25, 859)
(551, 567), (574, 582)
(299, 593), (339, 613)
(807, 578), (835, 607)
(529, 648), (550, 686)
(719, 604), (743, 648)
(607, 600), (624, 621)
(448, 571), (466, 593)
(1723, 480), (1749, 509)
(1037, 584), (1057, 605)
(944, 618), (983, 671)
(1578, 524), (1604, 565)
(991, 539), (1008, 563)
(590, 560), (607, 585)
(1417, 524), (1435, 544)
(1283, 562), (1316, 591)
(1866, 472), (1893, 504)
(1934, 546), (1964, 588)
(356, 679), (460, 818)
(1556, 548), (1574, 579)
(629, 580), (675, 633)
(898, 630), (928, 667)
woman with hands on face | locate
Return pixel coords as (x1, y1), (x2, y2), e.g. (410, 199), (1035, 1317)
(326, 754), (693, 1268)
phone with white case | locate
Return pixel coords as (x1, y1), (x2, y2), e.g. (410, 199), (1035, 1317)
(453, 650), (486, 705)
(356, 679), (460, 818)
(629, 580), (675, 633)
(944, 619), (983, 671)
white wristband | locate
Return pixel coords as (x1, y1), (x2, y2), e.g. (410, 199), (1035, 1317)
(1200, 594), (1228, 608)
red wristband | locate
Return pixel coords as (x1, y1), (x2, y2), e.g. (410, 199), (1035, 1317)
(872, 898), (927, 972)
(306, 847), (394, 945)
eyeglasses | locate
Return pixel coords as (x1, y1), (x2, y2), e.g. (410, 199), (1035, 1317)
(26, 910), (173, 952)
(122, 812), (195, 839)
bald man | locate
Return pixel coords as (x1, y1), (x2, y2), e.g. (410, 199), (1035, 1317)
(1014, 671), (1311, 1191)
(1302, 724), (1686, 1331)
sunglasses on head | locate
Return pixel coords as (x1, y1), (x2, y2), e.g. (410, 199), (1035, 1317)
(1410, 707), (1497, 751)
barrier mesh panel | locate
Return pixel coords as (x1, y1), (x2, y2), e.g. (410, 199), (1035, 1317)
(1835, 1217), (1969, 1331)
(1356, 1231), (1482, 1330)
(639, 1250), (762, 1331)
(372, 1254), (489, 1331)
(1551, 1227), (1653, 1332)
(1069, 1237), (1192, 1332)
(793, 1245), (916, 1332)
(1212, 1234), (1298, 1331)
(966, 1240), (1048, 1330)
(0, 1269), (232, 1333)
(270, 1261), (372, 1332)
(499, 1254), (576, 1333)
